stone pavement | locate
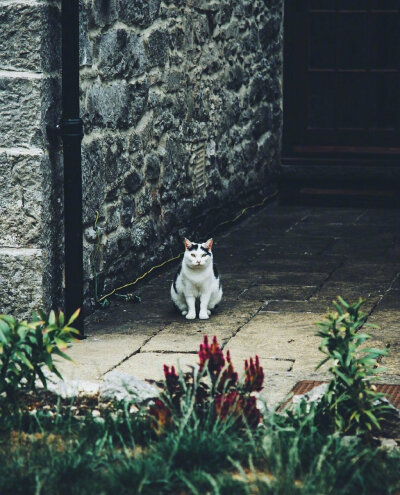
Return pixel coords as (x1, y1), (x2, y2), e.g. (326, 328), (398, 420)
(57, 201), (400, 407)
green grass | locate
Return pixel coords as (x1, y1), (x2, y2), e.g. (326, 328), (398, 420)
(0, 400), (399, 495)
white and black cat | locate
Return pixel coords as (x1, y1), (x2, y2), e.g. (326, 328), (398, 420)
(171, 238), (222, 320)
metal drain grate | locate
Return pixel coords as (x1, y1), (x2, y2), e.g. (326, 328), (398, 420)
(279, 380), (400, 411)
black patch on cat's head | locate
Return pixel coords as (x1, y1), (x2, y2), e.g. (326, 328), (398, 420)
(201, 246), (211, 256)
(188, 243), (198, 251)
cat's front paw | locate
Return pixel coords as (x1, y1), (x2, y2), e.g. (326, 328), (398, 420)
(185, 312), (196, 320)
(181, 310), (188, 316)
(199, 311), (209, 320)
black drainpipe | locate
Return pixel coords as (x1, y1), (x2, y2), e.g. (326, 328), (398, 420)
(59, 0), (84, 336)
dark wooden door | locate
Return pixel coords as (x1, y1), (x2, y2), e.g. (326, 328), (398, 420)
(283, 0), (400, 164)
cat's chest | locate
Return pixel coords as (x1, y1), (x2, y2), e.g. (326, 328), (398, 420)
(183, 269), (210, 290)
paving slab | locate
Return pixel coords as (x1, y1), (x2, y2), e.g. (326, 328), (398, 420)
(255, 236), (334, 256)
(261, 300), (331, 314)
(372, 289), (400, 311)
(292, 222), (395, 239)
(329, 263), (399, 283)
(242, 258), (342, 274)
(238, 285), (318, 302)
(253, 271), (329, 286)
(141, 322), (237, 353)
(225, 313), (323, 364)
(115, 352), (200, 381)
(308, 281), (385, 309)
(55, 333), (152, 381)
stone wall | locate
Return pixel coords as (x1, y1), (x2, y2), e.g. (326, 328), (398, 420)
(0, 1), (62, 317)
(80, 0), (283, 309)
(0, 0), (283, 317)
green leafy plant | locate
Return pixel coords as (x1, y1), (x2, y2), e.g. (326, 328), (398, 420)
(315, 297), (390, 435)
(149, 335), (264, 433)
(0, 309), (80, 407)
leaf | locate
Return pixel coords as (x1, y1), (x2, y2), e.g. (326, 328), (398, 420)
(66, 308), (81, 327)
(48, 310), (56, 326)
(52, 347), (74, 362)
(43, 324), (58, 333)
(36, 367), (47, 388)
(0, 319), (10, 333)
(363, 347), (387, 356)
(337, 296), (350, 308)
(43, 353), (54, 369)
(315, 356), (330, 370)
(333, 301), (344, 315)
(17, 326), (30, 340)
(54, 337), (68, 350)
(15, 351), (34, 370)
(52, 367), (64, 380)
(365, 410), (381, 430)
(335, 370), (353, 387)
(31, 310), (40, 322)
(0, 324), (9, 344)
(63, 326), (80, 336)
(37, 309), (47, 321)
(349, 410), (360, 422)
(58, 311), (65, 328)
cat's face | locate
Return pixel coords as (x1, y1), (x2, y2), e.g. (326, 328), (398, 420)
(183, 238), (213, 268)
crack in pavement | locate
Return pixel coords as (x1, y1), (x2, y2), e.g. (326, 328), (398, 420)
(140, 350), (198, 354)
(306, 258), (345, 301)
(366, 271), (400, 322)
(222, 305), (267, 350)
(101, 322), (172, 376)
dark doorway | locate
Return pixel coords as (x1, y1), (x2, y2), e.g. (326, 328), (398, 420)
(282, 0), (400, 204)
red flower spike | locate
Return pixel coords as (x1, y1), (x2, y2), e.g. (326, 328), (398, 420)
(244, 354), (264, 392)
(215, 392), (262, 427)
(215, 390), (240, 419)
(163, 364), (179, 394)
(218, 350), (238, 392)
(242, 395), (262, 427)
(198, 335), (225, 375)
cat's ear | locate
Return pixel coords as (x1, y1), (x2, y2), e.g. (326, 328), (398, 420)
(203, 238), (213, 251)
(184, 238), (193, 250)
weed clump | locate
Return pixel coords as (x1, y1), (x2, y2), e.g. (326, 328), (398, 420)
(0, 309), (79, 412)
(149, 335), (264, 433)
(314, 297), (391, 435)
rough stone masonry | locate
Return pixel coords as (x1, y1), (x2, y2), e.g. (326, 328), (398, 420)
(0, 1), (62, 318)
(0, 0), (283, 318)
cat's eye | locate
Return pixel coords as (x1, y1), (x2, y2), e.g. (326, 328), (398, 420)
(191, 253), (196, 257)
(202, 254), (207, 257)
